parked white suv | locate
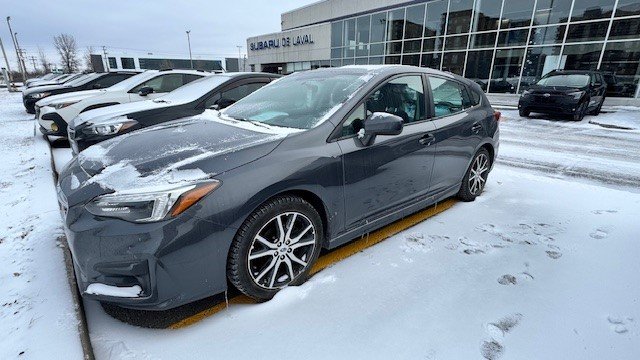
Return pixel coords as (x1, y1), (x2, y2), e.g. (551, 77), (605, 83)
(36, 69), (209, 136)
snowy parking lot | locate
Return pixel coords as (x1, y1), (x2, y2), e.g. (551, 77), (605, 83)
(1, 88), (639, 359)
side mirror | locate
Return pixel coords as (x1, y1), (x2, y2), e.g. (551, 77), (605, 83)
(216, 99), (236, 109)
(357, 112), (403, 146)
(209, 104), (220, 110)
(138, 86), (154, 96)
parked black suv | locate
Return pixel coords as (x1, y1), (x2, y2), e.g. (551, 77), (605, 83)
(22, 71), (140, 114)
(68, 72), (280, 154)
(518, 70), (607, 121)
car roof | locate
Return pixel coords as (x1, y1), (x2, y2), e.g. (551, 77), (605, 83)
(224, 71), (281, 79)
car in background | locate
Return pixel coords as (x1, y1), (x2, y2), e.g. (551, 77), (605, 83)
(22, 71), (139, 113)
(518, 70), (607, 121)
(36, 69), (208, 137)
(25, 73), (61, 87)
(68, 72), (280, 153)
(25, 73), (82, 89)
(57, 65), (499, 310)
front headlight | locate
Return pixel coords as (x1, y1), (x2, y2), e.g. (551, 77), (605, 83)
(84, 116), (139, 136)
(85, 181), (220, 223)
(568, 91), (584, 100)
(31, 92), (51, 99)
(54, 100), (80, 110)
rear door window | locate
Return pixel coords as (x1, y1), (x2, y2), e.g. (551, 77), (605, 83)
(428, 77), (471, 117)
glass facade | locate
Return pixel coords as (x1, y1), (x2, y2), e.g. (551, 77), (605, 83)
(329, 0), (640, 98)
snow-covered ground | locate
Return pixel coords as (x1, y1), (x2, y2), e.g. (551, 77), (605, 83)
(1, 87), (639, 359)
(0, 90), (83, 359)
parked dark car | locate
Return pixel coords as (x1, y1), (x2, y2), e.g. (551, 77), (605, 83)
(68, 72), (281, 154)
(518, 70), (607, 121)
(57, 65), (499, 310)
(22, 71), (140, 113)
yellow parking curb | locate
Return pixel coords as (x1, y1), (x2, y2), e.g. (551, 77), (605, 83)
(169, 198), (457, 329)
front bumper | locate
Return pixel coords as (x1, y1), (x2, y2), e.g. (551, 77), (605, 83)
(23, 97), (37, 113)
(518, 95), (580, 115)
(37, 107), (68, 137)
(61, 198), (237, 310)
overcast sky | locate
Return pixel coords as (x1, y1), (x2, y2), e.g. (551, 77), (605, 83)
(1, 0), (316, 70)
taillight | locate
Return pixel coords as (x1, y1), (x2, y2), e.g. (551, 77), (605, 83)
(493, 111), (501, 121)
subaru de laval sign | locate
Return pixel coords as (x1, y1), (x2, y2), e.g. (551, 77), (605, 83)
(250, 34), (314, 51)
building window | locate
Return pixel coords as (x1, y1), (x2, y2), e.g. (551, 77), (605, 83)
(490, 48), (525, 93)
(370, 12), (387, 43)
(370, 43), (385, 56)
(421, 52), (442, 70)
(533, 0), (572, 26)
(121, 57), (135, 69)
(386, 41), (403, 55)
(387, 8), (405, 41)
(471, 32), (497, 49)
(600, 41), (640, 98)
(442, 51), (466, 75)
(331, 21), (343, 48)
(608, 18), (640, 41)
(356, 16), (371, 56)
(425, 0), (448, 37)
(465, 50), (494, 91)
(423, 37), (444, 52)
(520, 46), (562, 91)
(445, 35), (469, 51)
(571, 0), (615, 21)
(566, 21), (609, 43)
(529, 25), (566, 45)
(402, 54), (421, 66)
(497, 29), (529, 47)
(501, 0), (535, 29)
(404, 4), (425, 39)
(560, 43), (603, 71)
(385, 55), (401, 64)
(403, 39), (421, 53)
(472, 0), (501, 32)
(616, 0), (640, 17)
(108, 57), (117, 69)
(343, 18), (356, 49)
(447, 0), (474, 35)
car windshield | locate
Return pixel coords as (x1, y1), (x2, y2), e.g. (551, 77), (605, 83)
(64, 74), (93, 86)
(68, 73), (103, 86)
(223, 70), (369, 129)
(107, 71), (157, 91)
(156, 75), (230, 103)
(536, 74), (590, 87)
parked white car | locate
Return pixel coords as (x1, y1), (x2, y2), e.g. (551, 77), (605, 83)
(36, 69), (209, 136)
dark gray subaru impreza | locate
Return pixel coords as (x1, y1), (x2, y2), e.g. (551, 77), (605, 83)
(57, 65), (499, 310)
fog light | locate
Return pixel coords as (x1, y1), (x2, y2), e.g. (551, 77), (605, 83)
(51, 123), (59, 132)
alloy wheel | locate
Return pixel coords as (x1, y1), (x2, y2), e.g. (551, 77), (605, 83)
(468, 153), (489, 195)
(247, 212), (317, 289)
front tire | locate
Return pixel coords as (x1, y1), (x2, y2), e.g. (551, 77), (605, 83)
(458, 148), (491, 202)
(227, 195), (323, 301)
(573, 100), (588, 121)
(519, 108), (530, 117)
(590, 97), (604, 116)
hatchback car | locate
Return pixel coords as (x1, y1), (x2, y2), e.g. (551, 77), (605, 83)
(57, 65), (499, 310)
(67, 72), (280, 154)
(518, 70), (607, 121)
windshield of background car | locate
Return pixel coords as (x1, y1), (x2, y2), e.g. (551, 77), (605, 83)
(223, 70), (368, 129)
(536, 74), (590, 87)
(65, 74), (94, 86)
(106, 71), (157, 91)
(157, 75), (230, 103)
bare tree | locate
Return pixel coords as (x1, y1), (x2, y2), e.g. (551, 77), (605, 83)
(53, 34), (79, 73)
(37, 47), (51, 73)
(84, 46), (95, 71)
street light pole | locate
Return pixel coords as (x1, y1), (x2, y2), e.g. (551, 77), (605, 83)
(6, 16), (26, 82)
(186, 30), (193, 69)
(237, 45), (242, 72)
(0, 37), (16, 90)
(14, 32), (28, 78)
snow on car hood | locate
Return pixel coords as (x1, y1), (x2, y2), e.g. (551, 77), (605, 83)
(35, 89), (104, 107)
(59, 111), (296, 204)
(71, 99), (172, 127)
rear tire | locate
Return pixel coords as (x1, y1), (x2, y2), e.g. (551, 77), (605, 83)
(573, 101), (588, 121)
(458, 148), (491, 202)
(519, 108), (530, 117)
(227, 195), (323, 301)
(590, 98), (604, 116)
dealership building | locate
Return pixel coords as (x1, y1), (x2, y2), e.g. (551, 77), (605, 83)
(247, 0), (640, 100)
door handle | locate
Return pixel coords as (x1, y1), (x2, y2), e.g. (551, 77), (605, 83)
(419, 133), (435, 146)
(471, 123), (483, 133)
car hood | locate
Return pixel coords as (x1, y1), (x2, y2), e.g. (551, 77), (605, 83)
(525, 84), (587, 94)
(23, 84), (69, 96)
(27, 80), (58, 87)
(35, 89), (104, 107)
(59, 111), (295, 206)
(70, 99), (172, 128)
